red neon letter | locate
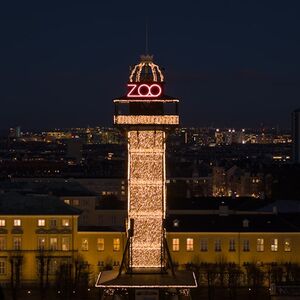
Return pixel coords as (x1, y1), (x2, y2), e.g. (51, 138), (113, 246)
(127, 83), (162, 98)
(149, 84), (162, 97)
(137, 84), (151, 96)
(127, 84), (137, 97)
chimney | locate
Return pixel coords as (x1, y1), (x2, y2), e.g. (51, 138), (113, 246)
(243, 219), (249, 228)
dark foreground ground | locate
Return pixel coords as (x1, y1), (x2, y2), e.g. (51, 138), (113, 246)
(0, 287), (298, 299)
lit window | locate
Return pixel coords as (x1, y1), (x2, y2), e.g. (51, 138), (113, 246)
(200, 239), (208, 252)
(97, 238), (104, 251)
(257, 239), (264, 252)
(243, 240), (250, 252)
(284, 239), (291, 252)
(113, 238), (120, 251)
(49, 219), (57, 228)
(172, 238), (180, 251)
(64, 199), (70, 205)
(14, 219), (21, 227)
(215, 240), (222, 252)
(81, 238), (88, 251)
(62, 219), (70, 227)
(62, 237), (70, 251)
(229, 239), (235, 251)
(50, 238), (58, 250)
(186, 238), (194, 251)
(13, 237), (21, 250)
(0, 237), (6, 250)
(271, 239), (278, 252)
(38, 219), (45, 227)
(37, 237), (46, 250)
(0, 260), (6, 275)
(0, 220), (5, 227)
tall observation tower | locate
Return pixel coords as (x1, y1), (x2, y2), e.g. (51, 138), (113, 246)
(97, 55), (196, 299)
(116, 55), (178, 270)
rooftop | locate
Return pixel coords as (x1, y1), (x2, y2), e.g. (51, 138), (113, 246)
(166, 213), (300, 233)
(0, 180), (96, 197)
(0, 192), (81, 215)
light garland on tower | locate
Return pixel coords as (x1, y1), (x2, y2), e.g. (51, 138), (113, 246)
(114, 115), (179, 125)
(128, 130), (165, 268)
(129, 60), (164, 83)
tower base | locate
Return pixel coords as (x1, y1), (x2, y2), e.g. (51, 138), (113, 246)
(96, 270), (197, 300)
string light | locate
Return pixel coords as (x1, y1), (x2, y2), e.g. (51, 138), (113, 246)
(129, 59), (164, 83)
(114, 115), (179, 125)
(128, 130), (165, 268)
(95, 272), (198, 288)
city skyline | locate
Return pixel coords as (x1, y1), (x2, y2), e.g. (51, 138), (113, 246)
(1, 1), (300, 129)
(1, 3), (300, 299)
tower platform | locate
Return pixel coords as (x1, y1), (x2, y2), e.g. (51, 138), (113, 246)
(96, 270), (197, 289)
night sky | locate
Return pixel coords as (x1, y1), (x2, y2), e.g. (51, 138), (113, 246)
(1, 1), (300, 130)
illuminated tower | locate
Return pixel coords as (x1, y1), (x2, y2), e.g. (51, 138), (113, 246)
(96, 55), (197, 298)
(114, 55), (179, 270)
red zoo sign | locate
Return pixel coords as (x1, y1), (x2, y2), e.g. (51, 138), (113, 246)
(127, 83), (162, 98)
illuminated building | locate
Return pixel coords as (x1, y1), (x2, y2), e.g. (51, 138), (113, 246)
(2, 192), (300, 298)
(292, 109), (300, 163)
(0, 193), (81, 286)
(96, 55), (197, 297)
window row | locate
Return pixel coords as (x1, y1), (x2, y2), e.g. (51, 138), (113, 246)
(0, 260), (6, 275)
(0, 236), (72, 251)
(0, 218), (71, 228)
(0, 258), (123, 276)
(81, 238), (120, 252)
(172, 238), (291, 252)
(0, 258), (75, 276)
(0, 236), (121, 252)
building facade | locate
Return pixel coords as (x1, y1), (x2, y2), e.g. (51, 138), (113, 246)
(1, 194), (300, 286)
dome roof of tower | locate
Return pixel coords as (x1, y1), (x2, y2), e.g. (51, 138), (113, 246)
(129, 55), (164, 83)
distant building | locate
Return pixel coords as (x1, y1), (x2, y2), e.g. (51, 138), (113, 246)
(5, 177), (127, 227)
(8, 126), (21, 139)
(66, 138), (83, 163)
(292, 109), (300, 163)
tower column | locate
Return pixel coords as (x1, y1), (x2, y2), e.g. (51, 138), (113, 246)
(128, 130), (166, 268)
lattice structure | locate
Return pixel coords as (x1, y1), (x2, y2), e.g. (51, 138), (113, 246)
(128, 130), (166, 268)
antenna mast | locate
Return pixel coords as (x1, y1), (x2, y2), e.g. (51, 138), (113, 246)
(145, 20), (149, 55)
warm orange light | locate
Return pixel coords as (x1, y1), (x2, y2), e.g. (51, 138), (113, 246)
(128, 130), (165, 268)
(114, 115), (179, 125)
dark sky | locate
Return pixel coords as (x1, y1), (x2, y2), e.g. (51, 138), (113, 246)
(1, 1), (300, 130)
